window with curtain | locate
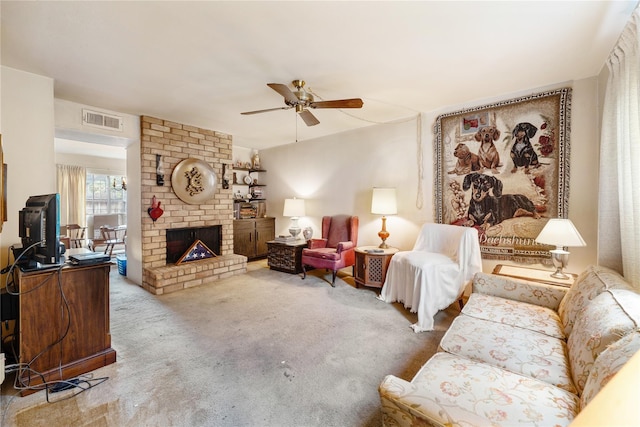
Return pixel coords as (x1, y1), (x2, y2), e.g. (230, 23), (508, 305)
(56, 164), (86, 227)
(599, 7), (640, 289)
(86, 173), (127, 219)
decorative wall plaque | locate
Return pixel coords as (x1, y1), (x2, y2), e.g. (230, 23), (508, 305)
(171, 158), (217, 204)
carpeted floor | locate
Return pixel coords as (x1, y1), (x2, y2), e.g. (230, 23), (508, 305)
(1, 260), (460, 427)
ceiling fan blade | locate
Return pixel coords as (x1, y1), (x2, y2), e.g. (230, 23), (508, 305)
(241, 106), (291, 115)
(309, 98), (363, 109)
(299, 109), (320, 126)
(267, 83), (299, 105)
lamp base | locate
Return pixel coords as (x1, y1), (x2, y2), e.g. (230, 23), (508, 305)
(549, 249), (570, 279)
(550, 268), (570, 280)
(378, 216), (390, 249)
(289, 227), (301, 240)
(289, 216), (301, 240)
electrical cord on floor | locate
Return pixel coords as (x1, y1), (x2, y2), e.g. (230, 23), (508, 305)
(3, 363), (109, 406)
(45, 374), (109, 403)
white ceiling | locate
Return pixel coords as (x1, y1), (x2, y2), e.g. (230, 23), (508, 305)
(2, 1), (637, 152)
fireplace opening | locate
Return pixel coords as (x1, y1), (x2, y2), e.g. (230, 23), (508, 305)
(166, 225), (222, 264)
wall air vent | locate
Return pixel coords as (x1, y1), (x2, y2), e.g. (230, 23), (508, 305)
(82, 109), (124, 132)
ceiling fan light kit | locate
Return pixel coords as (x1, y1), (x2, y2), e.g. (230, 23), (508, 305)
(241, 79), (363, 126)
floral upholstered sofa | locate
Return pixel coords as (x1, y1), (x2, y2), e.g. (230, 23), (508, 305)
(379, 265), (640, 426)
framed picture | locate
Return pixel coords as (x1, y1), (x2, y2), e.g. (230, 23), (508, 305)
(434, 88), (571, 264)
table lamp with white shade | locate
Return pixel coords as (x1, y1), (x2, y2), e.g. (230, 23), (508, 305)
(283, 198), (306, 240)
(535, 218), (586, 279)
(371, 188), (397, 249)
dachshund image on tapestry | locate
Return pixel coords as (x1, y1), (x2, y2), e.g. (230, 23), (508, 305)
(448, 143), (481, 175)
(474, 125), (502, 173)
(462, 172), (539, 229)
(511, 122), (540, 173)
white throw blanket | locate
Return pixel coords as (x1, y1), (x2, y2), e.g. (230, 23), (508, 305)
(378, 223), (482, 332)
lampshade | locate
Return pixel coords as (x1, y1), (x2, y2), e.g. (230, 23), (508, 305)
(535, 218), (586, 248)
(371, 188), (397, 215)
(283, 198), (306, 218)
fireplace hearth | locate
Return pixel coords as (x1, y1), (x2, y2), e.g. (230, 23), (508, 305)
(166, 225), (222, 264)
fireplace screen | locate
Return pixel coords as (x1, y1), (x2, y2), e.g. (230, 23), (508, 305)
(166, 225), (222, 264)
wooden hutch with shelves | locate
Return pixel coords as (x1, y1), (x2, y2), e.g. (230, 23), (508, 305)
(232, 167), (274, 259)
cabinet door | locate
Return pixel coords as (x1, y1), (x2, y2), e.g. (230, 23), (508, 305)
(234, 220), (256, 258)
(255, 218), (275, 257)
(364, 255), (386, 287)
(354, 251), (366, 286)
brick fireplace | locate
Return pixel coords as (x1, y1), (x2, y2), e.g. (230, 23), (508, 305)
(140, 116), (246, 295)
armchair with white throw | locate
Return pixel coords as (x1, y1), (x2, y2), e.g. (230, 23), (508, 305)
(378, 223), (482, 332)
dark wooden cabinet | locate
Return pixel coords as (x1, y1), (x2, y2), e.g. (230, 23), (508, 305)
(16, 262), (116, 395)
(233, 217), (275, 259)
(267, 240), (307, 273)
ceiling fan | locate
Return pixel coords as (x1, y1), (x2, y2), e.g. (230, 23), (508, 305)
(241, 79), (363, 126)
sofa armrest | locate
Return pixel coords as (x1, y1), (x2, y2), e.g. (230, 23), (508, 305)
(335, 241), (354, 254)
(379, 375), (448, 427)
(307, 238), (328, 249)
(472, 272), (568, 311)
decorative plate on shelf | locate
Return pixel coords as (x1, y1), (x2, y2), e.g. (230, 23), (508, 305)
(243, 175), (252, 185)
(171, 158), (217, 204)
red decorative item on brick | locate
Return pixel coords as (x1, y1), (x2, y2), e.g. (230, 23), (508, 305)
(148, 195), (164, 222)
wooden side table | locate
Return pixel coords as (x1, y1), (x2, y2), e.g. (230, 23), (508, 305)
(492, 264), (577, 288)
(354, 246), (399, 288)
(267, 240), (308, 274)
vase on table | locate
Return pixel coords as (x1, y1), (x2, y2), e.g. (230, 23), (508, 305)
(303, 227), (313, 241)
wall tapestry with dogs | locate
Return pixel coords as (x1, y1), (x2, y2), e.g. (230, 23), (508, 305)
(434, 88), (571, 264)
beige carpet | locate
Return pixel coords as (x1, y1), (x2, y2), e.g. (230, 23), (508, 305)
(1, 260), (459, 427)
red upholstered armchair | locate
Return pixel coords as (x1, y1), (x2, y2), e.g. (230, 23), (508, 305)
(301, 215), (359, 287)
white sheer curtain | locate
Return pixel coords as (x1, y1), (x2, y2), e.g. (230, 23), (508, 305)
(599, 8), (640, 290)
(56, 164), (86, 227)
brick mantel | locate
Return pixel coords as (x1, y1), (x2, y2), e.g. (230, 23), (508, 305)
(140, 116), (245, 294)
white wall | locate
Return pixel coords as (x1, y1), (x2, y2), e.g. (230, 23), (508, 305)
(0, 76), (144, 284)
(261, 117), (424, 250)
(259, 78), (600, 275)
(0, 67), (56, 268)
(55, 98), (140, 145)
(55, 98), (142, 284)
(125, 141), (142, 284)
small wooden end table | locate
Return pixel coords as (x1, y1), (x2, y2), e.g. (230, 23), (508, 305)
(267, 240), (308, 274)
(492, 264), (577, 288)
(354, 246), (399, 288)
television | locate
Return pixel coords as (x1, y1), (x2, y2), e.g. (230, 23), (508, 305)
(18, 193), (62, 266)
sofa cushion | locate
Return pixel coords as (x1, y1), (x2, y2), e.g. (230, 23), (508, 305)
(439, 315), (576, 393)
(580, 331), (640, 408)
(379, 352), (579, 427)
(567, 289), (640, 394)
(462, 293), (565, 339)
(472, 272), (567, 310)
(558, 265), (633, 336)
